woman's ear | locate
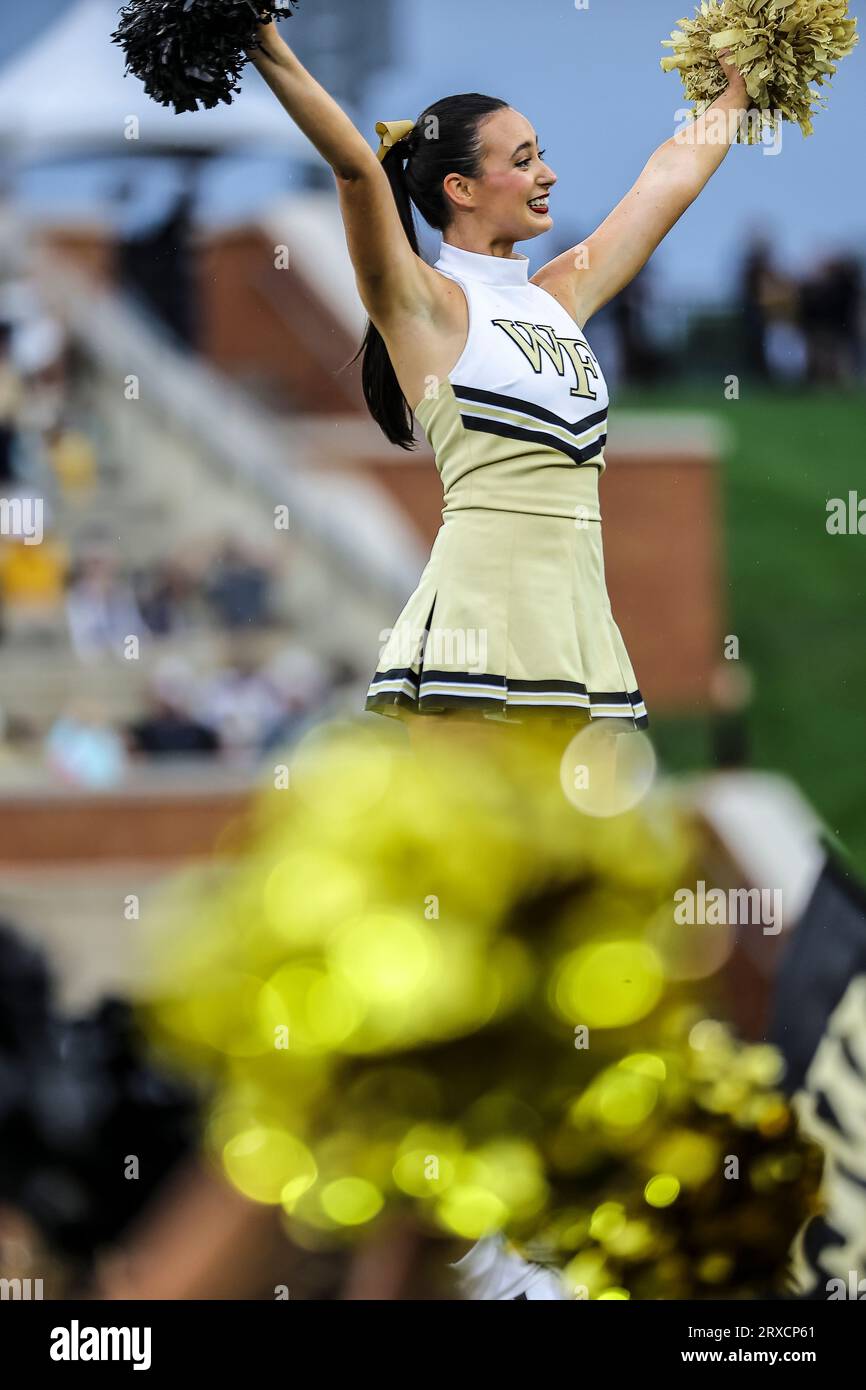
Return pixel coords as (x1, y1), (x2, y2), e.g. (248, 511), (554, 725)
(442, 172), (474, 212)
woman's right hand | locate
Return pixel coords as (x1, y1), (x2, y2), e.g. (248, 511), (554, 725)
(717, 47), (747, 100)
(248, 18), (281, 62)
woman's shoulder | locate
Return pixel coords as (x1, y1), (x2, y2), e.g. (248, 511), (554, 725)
(528, 271), (587, 334)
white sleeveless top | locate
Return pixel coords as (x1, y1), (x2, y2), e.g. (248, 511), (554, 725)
(414, 241), (609, 523)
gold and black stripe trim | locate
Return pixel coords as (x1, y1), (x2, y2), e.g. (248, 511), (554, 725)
(452, 384), (608, 466)
(462, 417), (606, 467)
(454, 385), (609, 438)
(366, 667), (649, 727)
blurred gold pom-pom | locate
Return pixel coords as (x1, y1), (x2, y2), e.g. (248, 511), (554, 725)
(143, 719), (823, 1296)
(661, 0), (858, 139)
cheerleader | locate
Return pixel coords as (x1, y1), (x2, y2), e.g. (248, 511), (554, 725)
(251, 23), (747, 753)
(250, 21), (748, 1296)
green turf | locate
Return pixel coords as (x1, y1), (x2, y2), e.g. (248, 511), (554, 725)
(617, 384), (866, 874)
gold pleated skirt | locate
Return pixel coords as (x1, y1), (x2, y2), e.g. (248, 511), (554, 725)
(365, 506), (647, 728)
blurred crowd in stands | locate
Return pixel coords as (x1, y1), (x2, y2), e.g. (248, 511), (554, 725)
(41, 639), (347, 788)
(0, 271), (359, 782)
(739, 237), (865, 387)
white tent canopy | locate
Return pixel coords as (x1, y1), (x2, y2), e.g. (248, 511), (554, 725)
(0, 0), (310, 157)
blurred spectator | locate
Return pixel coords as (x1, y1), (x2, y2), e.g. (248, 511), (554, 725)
(135, 559), (199, 639)
(66, 547), (150, 663)
(0, 527), (69, 642)
(15, 318), (67, 448)
(260, 643), (333, 746)
(196, 651), (287, 754)
(46, 422), (98, 501)
(0, 279), (73, 498)
(800, 254), (864, 387)
(612, 267), (667, 386)
(828, 255), (865, 382)
(45, 698), (128, 788)
(763, 319), (808, 385)
(126, 656), (219, 759)
(204, 539), (274, 630)
(117, 187), (198, 349)
(0, 705), (13, 768)
(0, 321), (23, 486)
(709, 661), (754, 769)
(738, 234), (798, 384)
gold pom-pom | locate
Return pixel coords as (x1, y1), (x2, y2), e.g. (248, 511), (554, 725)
(661, 0), (859, 139)
(139, 721), (824, 1296)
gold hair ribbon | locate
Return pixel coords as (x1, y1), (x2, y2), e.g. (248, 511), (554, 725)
(375, 119), (415, 162)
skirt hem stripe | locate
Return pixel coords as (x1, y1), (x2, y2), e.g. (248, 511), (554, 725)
(365, 668), (649, 727)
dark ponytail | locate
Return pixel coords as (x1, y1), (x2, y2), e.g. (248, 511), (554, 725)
(351, 93), (509, 450)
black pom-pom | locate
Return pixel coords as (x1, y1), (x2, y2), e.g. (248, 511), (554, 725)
(0, 921), (200, 1260)
(112, 0), (301, 115)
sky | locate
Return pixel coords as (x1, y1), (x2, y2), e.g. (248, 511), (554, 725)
(2, 0), (864, 305)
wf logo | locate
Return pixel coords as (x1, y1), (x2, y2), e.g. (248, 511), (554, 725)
(491, 320), (601, 400)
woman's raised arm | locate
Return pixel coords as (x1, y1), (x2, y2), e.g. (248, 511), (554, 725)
(250, 21), (374, 178)
(535, 56), (750, 329)
(250, 23), (431, 321)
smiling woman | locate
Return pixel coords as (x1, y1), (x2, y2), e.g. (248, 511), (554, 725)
(247, 21), (748, 739)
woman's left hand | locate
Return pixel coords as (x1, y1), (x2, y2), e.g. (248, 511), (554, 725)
(718, 48), (747, 96)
